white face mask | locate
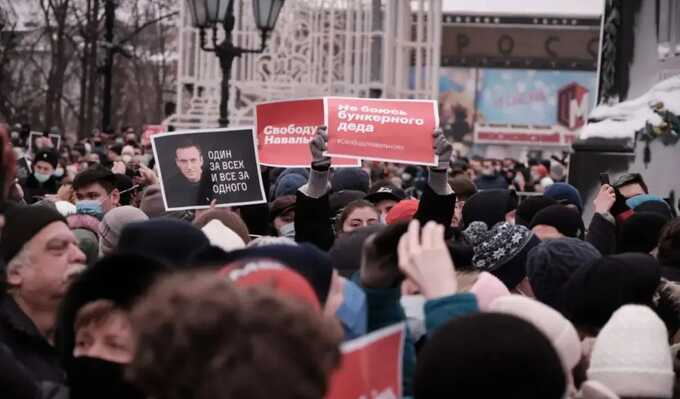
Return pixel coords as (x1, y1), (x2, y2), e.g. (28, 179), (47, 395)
(278, 222), (296, 239)
(34, 171), (51, 183)
(121, 154), (133, 164)
(54, 167), (64, 178)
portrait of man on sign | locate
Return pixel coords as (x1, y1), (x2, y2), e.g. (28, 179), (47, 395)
(166, 139), (213, 208)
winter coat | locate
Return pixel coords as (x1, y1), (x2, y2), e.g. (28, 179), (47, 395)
(0, 294), (65, 385)
(21, 174), (59, 204)
(586, 213), (617, 256)
(474, 174), (509, 190)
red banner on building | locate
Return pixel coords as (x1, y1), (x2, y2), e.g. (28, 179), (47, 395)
(256, 99), (360, 168)
(324, 97), (438, 166)
(326, 323), (405, 399)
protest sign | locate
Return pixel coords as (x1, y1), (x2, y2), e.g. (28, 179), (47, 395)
(152, 127), (266, 211)
(255, 99), (360, 168)
(142, 124), (166, 147)
(28, 131), (61, 154)
(324, 97), (439, 166)
(326, 323), (405, 399)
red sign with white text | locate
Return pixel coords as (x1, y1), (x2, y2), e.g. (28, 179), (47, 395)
(256, 99), (360, 168)
(325, 323), (405, 399)
(142, 125), (166, 147)
(324, 97), (438, 166)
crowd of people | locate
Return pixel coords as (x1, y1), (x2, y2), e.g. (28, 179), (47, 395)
(1, 121), (680, 399)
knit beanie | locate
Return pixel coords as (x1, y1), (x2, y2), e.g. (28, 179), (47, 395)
(331, 168), (370, 193)
(98, 206), (149, 257)
(563, 253), (661, 331)
(329, 190), (366, 216)
(273, 173), (307, 199)
(117, 219), (210, 268)
(385, 199), (419, 225)
(414, 313), (566, 398)
(201, 219), (246, 252)
(544, 183), (584, 213)
(329, 224), (385, 278)
(73, 228), (99, 266)
(618, 212), (668, 254)
(463, 221), (540, 289)
(66, 214), (101, 237)
(217, 243), (333, 304)
(515, 196), (558, 227)
(449, 175), (477, 201)
(625, 194), (667, 211)
(218, 259), (320, 311)
(462, 189), (518, 229)
(588, 305), (674, 398)
(192, 208), (250, 244)
(468, 271), (510, 311)
(490, 295), (582, 375)
(635, 200), (674, 221)
(526, 238), (601, 311)
(1, 203), (66, 262)
(530, 205), (585, 238)
(139, 185), (166, 218)
(269, 195), (296, 221)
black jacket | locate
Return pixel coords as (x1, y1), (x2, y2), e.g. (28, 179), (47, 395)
(586, 212), (617, 256)
(165, 171), (213, 209)
(0, 294), (65, 385)
(21, 175), (59, 204)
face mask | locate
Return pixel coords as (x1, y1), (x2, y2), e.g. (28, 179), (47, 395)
(379, 213), (387, 224)
(76, 200), (104, 219)
(115, 137), (124, 144)
(278, 222), (296, 239)
(54, 167), (64, 178)
(67, 356), (146, 399)
(121, 154), (133, 164)
(34, 171), (52, 183)
(335, 280), (367, 340)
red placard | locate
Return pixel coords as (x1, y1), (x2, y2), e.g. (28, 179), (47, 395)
(256, 99), (360, 168)
(326, 323), (405, 399)
(142, 125), (166, 147)
(324, 97), (438, 166)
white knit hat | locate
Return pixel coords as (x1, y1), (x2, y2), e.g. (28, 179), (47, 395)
(201, 219), (245, 252)
(587, 305), (675, 398)
(490, 295), (581, 374)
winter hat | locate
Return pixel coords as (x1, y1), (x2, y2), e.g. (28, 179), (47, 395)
(364, 181), (406, 204)
(625, 194), (667, 211)
(329, 224), (385, 278)
(269, 195), (296, 221)
(588, 305), (674, 398)
(516, 196), (558, 227)
(530, 205), (585, 238)
(618, 212), (668, 254)
(385, 199), (419, 225)
(563, 253), (661, 331)
(463, 221), (540, 289)
(67, 214), (101, 237)
(192, 208), (250, 244)
(468, 271), (510, 311)
(218, 259), (320, 311)
(414, 313), (566, 398)
(544, 183), (583, 213)
(55, 200), (77, 217)
(247, 236), (298, 248)
(526, 238), (601, 311)
(55, 253), (169, 369)
(490, 295), (581, 374)
(635, 200), (674, 221)
(331, 168), (370, 193)
(117, 219), (210, 267)
(449, 175), (477, 201)
(462, 189), (518, 228)
(1, 204), (66, 262)
(34, 149), (59, 169)
(330, 190), (366, 216)
(274, 173), (307, 199)
(217, 243), (333, 304)
(139, 185), (165, 218)
(98, 206), (149, 257)
(201, 219), (246, 252)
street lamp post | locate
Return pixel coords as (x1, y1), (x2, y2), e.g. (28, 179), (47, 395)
(185, 0), (286, 127)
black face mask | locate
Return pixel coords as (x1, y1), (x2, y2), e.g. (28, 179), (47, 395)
(67, 356), (145, 399)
